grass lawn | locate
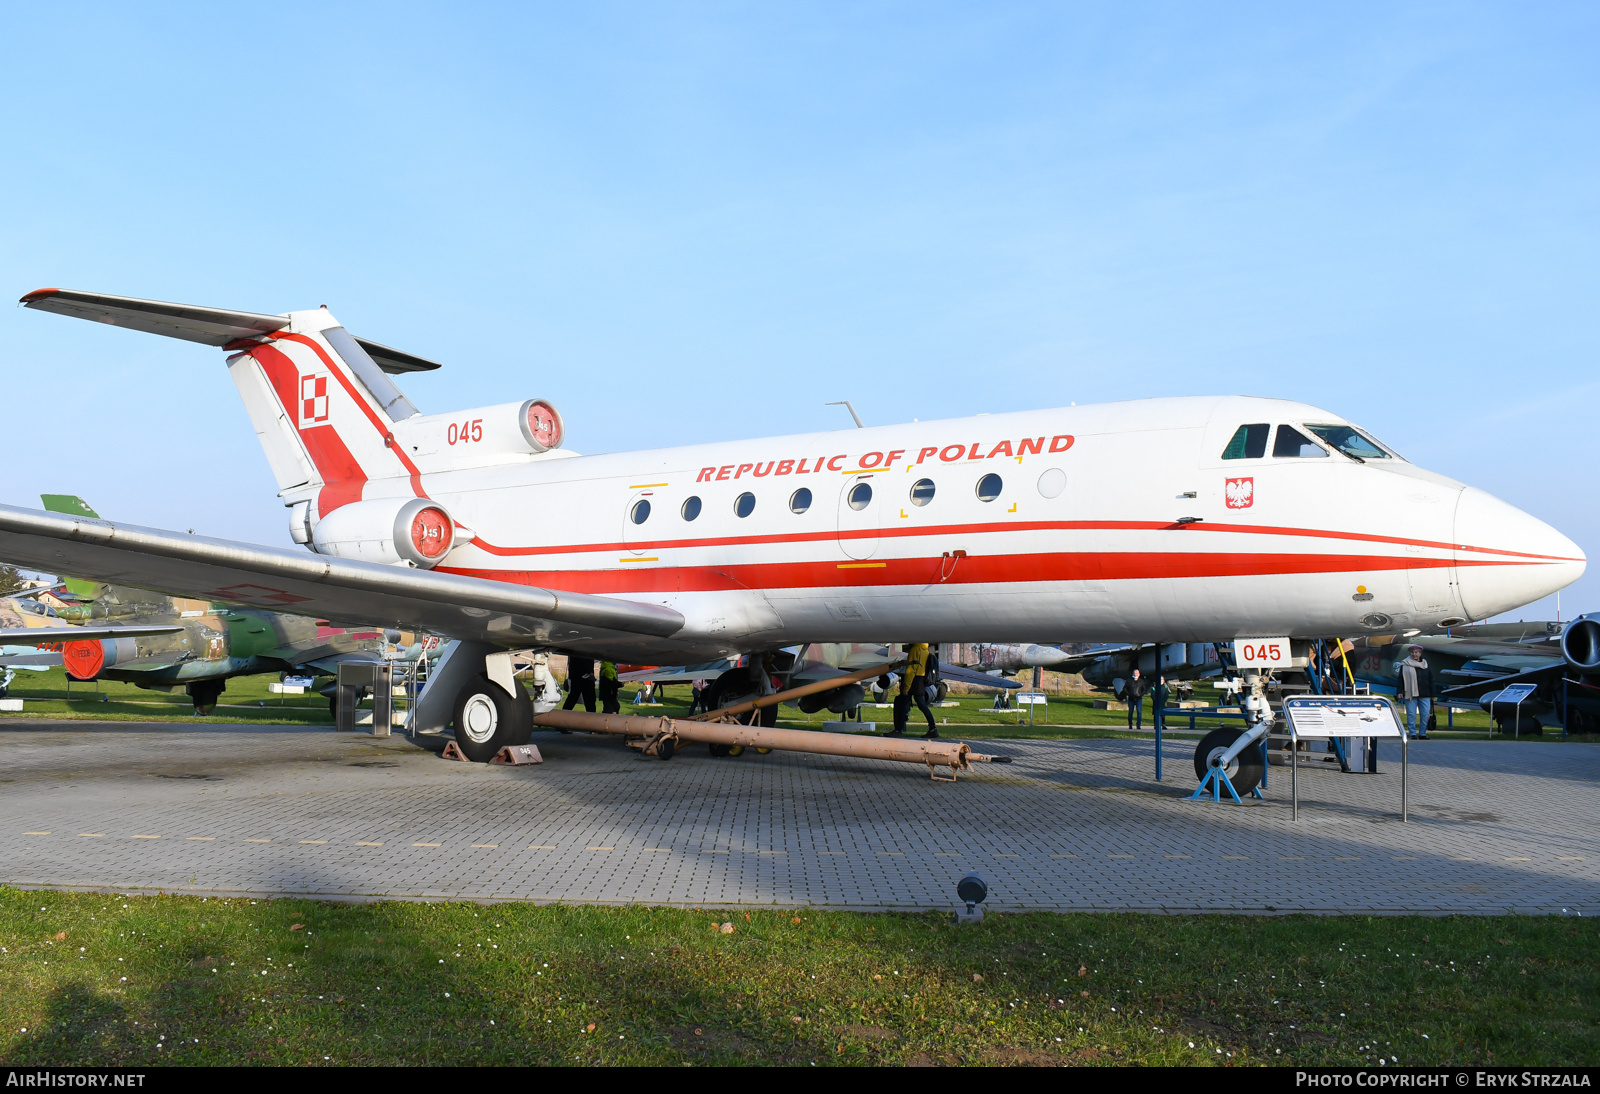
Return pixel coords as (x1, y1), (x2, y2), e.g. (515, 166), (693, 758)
(0, 667), (333, 724)
(0, 889), (1592, 1066)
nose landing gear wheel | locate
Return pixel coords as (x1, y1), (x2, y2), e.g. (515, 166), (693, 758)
(450, 675), (533, 763)
(1192, 726), (1265, 795)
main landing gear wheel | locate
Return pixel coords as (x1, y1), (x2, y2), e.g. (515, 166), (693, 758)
(1192, 726), (1265, 795)
(188, 680), (225, 716)
(933, 681), (949, 703)
(451, 675), (533, 763)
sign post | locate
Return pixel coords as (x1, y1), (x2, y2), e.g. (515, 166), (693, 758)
(1281, 696), (1407, 822)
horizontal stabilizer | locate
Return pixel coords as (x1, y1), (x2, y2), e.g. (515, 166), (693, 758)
(20, 289), (442, 374)
(0, 623), (184, 645)
(20, 288), (288, 347)
(0, 505), (685, 653)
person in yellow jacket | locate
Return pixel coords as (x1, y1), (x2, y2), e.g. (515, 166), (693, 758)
(888, 642), (938, 739)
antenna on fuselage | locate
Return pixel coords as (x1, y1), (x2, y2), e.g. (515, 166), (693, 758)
(825, 401), (865, 429)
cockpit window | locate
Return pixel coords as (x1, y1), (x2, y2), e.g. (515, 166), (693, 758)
(1272, 425), (1327, 458)
(1306, 424), (1393, 460)
(1221, 424), (1269, 460)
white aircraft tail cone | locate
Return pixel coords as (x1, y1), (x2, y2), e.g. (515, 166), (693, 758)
(1454, 487), (1585, 621)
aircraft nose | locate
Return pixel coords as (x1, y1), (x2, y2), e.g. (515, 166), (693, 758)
(1454, 487), (1586, 620)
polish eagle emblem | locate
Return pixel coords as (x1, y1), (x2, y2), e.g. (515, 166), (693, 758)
(1224, 477), (1254, 509)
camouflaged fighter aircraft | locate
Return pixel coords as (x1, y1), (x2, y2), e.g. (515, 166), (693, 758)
(0, 494), (431, 713)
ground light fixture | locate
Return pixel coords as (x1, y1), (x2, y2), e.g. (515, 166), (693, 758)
(955, 873), (988, 924)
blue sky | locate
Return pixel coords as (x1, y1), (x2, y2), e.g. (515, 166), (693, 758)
(2, 2), (1595, 621)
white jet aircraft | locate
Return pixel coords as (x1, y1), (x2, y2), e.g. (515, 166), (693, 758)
(3, 289), (1584, 766)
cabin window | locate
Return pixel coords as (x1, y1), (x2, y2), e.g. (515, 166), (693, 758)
(629, 499), (652, 524)
(976, 473), (1003, 502)
(1222, 424), (1269, 459)
(847, 482), (873, 511)
(910, 479), (935, 506)
(1272, 425), (1327, 458)
(681, 497), (702, 521)
(789, 487), (813, 514)
(1037, 467), (1067, 498)
(1306, 424), (1394, 460)
(734, 492), (756, 518)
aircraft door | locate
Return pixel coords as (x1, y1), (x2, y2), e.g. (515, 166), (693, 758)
(837, 476), (880, 561)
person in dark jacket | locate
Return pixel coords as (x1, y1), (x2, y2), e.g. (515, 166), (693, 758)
(1120, 668), (1147, 730)
(562, 653), (597, 713)
(598, 661), (620, 714)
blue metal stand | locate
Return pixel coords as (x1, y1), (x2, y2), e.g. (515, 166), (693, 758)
(1188, 762), (1264, 803)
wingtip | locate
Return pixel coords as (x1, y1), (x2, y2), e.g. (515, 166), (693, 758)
(19, 288), (60, 305)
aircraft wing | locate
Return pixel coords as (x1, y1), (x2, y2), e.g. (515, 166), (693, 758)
(0, 623), (184, 644)
(0, 505), (686, 659)
(938, 663), (1023, 690)
(618, 661), (735, 684)
(1441, 663), (1566, 703)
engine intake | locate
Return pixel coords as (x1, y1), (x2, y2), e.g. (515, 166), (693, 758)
(310, 497), (459, 568)
(1562, 616), (1600, 672)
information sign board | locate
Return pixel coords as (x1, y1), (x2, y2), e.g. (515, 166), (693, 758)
(1489, 683), (1537, 707)
(1282, 696), (1402, 738)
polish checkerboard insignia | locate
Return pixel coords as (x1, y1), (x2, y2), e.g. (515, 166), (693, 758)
(300, 375), (330, 424)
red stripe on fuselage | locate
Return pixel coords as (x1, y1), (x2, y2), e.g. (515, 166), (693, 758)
(442, 550), (1517, 597)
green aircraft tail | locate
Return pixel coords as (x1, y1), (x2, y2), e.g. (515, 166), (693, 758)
(39, 495), (103, 598)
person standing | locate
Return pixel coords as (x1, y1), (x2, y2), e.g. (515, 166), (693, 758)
(598, 660), (620, 714)
(1395, 645), (1433, 739)
(689, 678), (707, 715)
(1121, 668), (1147, 730)
(889, 642), (938, 739)
(562, 652), (597, 713)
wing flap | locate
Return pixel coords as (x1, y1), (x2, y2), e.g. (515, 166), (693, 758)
(0, 505), (685, 656)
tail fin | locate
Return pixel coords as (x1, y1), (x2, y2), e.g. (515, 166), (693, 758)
(38, 494), (104, 598)
(20, 290), (444, 519)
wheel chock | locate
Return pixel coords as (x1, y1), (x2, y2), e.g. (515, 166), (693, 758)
(491, 744), (543, 765)
(440, 741), (472, 762)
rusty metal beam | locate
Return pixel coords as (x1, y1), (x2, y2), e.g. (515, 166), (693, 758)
(530, 707), (1009, 780)
(692, 659), (907, 722)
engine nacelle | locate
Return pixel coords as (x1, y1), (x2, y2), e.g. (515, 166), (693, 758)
(390, 398), (565, 471)
(310, 497), (459, 568)
(1562, 615), (1600, 672)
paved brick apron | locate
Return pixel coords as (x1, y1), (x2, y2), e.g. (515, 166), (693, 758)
(0, 720), (1595, 914)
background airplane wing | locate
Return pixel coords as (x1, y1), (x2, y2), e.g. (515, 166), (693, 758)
(1441, 663), (1565, 702)
(0, 505), (686, 659)
(0, 623), (184, 644)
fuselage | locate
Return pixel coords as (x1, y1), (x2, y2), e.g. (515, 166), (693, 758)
(342, 395), (1585, 655)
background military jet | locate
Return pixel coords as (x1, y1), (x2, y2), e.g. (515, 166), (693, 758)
(0, 495), (431, 713)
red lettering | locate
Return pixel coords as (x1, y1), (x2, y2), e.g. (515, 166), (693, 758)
(939, 444), (966, 462)
(776, 459), (795, 475)
(858, 451), (884, 469)
(716, 465), (734, 481)
(471, 419), (483, 442)
(796, 458), (811, 474)
(752, 461), (774, 477)
(885, 448), (905, 465)
(447, 423), (458, 445)
(814, 455), (825, 472)
(1049, 434), (1075, 453)
(697, 467), (717, 482)
(986, 440), (1013, 459)
(1019, 437), (1044, 456)
(734, 463), (754, 479)
(916, 446), (938, 464)
(826, 454), (847, 471)
(968, 442), (982, 460)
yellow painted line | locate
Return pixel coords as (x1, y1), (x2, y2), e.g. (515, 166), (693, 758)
(300, 840), (327, 845)
(1050, 854), (1078, 859)
(1164, 854), (1192, 859)
(1107, 854), (1133, 859)
(876, 852), (904, 856)
(644, 848), (671, 852)
(837, 562), (886, 569)
(243, 839), (271, 843)
(1559, 856), (1584, 861)
(620, 557), (659, 563)
(1334, 856), (1361, 861)
(24, 831), (50, 836)
(471, 843), (498, 849)
(187, 837), (215, 841)
(700, 849), (729, 854)
(132, 835), (160, 840)
(1279, 856), (1306, 861)
(78, 833), (106, 838)
(586, 845), (614, 850)
(355, 842), (383, 847)
(413, 842), (442, 847)
(1504, 856), (1531, 862)
(1222, 855), (1249, 860)
(628, 483), (668, 489)
(528, 845), (557, 850)
(1450, 856), (1474, 861)
(1391, 856), (1419, 861)
(841, 469), (877, 475)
